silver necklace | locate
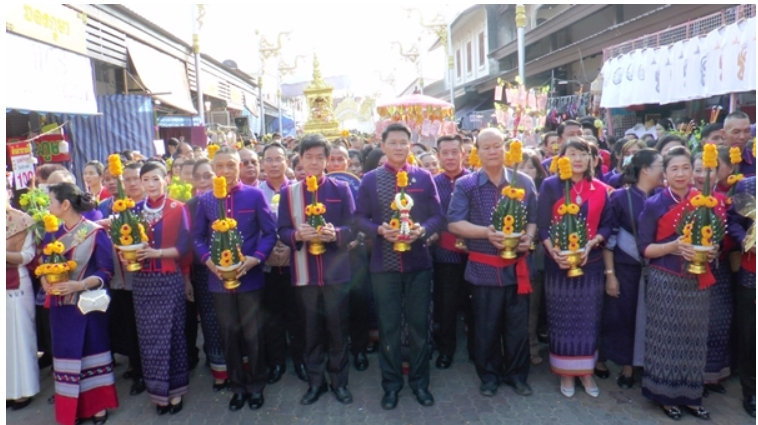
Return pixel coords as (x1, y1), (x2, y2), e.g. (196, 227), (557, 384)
(142, 197), (166, 224)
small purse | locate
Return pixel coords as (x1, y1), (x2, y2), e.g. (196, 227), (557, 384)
(77, 283), (111, 315)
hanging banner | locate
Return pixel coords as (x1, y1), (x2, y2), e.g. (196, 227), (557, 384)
(5, 4), (88, 55)
(6, 142), (35, 189)
(32, 134), (71, 163)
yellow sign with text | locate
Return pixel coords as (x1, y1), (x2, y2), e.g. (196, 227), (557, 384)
(6, 4), (88, 55)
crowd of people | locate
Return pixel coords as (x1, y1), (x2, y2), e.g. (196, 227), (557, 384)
(6, 112), (756, 424)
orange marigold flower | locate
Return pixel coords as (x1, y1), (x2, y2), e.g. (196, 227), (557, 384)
(389, 219), (400, 229)
(567, 204), (580, 215)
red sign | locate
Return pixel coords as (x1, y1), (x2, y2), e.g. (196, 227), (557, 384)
(32, 134), (71, 163)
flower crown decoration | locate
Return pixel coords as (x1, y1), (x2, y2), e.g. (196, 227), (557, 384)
(107, 154), (148, 252)
(34, 214), (78, 281)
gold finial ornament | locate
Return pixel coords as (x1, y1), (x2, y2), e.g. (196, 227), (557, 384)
(303, 54), (341, 139)
(515, 4), (527, 29)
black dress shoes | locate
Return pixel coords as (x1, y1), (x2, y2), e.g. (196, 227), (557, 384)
(300, 384), (328, 405)
(122, 370), (133, 380)
(593, 367), (610, 379)
(480, 383), (498, 397)
(130, 378), (146, 395)
(435, 354), (453, 370)
(683, 406), (710, 420)
(381, 391), (399, 410)
(332, 386), (353, 404)
(10, 398), (32, 411)
(295, 363), (308, 382)
(156, 404), (171, 416)
(503, 379), (533, 396)
(616, 374), (634, 389)
(267, 365), (285, 384)
(366, 341), (377, 354)
(213, 379), (229, 392)
(248, 392), (265, 410)
(354, 352), (369, 371)
(229, 393), (250, 411)
(169, 398), (183, 415)
(93, 411), (108, 425)
(413, 388), (435, 406)
(744, 395), (756, 417)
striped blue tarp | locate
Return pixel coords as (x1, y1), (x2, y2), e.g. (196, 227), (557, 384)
(64, 95), (155, 183)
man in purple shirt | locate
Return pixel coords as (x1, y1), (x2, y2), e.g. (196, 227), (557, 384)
(278, 135), (356, 406)
(355, 123), (445, 410)
(724, 111), (755, 177)
(448, 128), (537, 398)
(543, 120), (583, 175)
(193, 146), (277, 412)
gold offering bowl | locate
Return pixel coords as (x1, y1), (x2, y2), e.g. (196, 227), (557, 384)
(687, 246), (713, 275)
(47, 272), (70, 295)
(563, 250), (585, 278)
(500, 235), (522, 260)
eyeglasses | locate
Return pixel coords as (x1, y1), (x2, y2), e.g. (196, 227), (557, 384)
(241, 160), (258, 167)
(194, 173), (214, 180)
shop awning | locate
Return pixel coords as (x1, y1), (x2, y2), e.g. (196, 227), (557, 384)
(157, 115), (203, 127)
(6, 33), (98, 115)
(127, 39), (198, 115)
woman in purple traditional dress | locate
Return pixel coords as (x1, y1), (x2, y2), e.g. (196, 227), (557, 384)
(637, 147), (719, 420)
(43, 183), (117, 425)
(186, 159), (229, 391)
(130, 162), (191, 415)
(596, 149), (663, 389)
(603, 139), (647, 189)
(537, 138), (613, 399)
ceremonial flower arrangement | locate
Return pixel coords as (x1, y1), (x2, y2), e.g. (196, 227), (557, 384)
(210, 176), (245, 289)
(305, 175), (327, 255)
(207, 143), (220, 160)
(468, 147), (481, 169)
(34, 214), (77, 294)
(390, 170), (415, 252)
(168, 176), (194, 202)
(677, 144), (725, 275)
(550, 157), (589, 277)
(492, 141), (527, 259)
(107, 154), (148, 272)
(726, 146), (744, 201)
(18, 187), (50, 244)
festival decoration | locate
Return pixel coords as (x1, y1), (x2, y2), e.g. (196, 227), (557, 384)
(17, 187), (50, 244)
(168, 176), (194, 202)
(305, 175), (327, 255)
(732, 192), (756, 253)
(550, 157), (589, 277)
(210, 176), (245, 290)
(676, 144), (725, 275)
(107, 154), (147, 272)
(726, 146), (744, 202)
(492, 141), (527, 259)
(494, 77), (549, 141)
(206, 144), (220, 160)
(34, 214), (76, 294)
(468, 147), (481, 170)
(390, 171), (414, 252)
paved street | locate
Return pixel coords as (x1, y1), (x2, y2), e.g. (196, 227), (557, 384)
(8, 325), (754, 425)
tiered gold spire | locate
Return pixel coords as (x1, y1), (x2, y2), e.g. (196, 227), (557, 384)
(303, 54), (341, 139)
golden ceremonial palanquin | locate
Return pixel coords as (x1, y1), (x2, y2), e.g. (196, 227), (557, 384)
(303, 54), (341, 139)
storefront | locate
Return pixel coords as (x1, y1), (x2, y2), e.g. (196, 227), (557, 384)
(599, 5), (756, 136)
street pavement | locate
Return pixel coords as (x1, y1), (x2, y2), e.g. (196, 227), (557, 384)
(8, 323), (754, 425)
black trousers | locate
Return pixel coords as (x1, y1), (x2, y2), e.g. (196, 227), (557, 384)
(470, 284), (530, 386)
(108, 289), (142, 378)
(348, 245), (371, 355)
(295, 284), (350, 388)
(736, 284), (756, 397)
(371, 270), (432, 392)
(433, 261), (473, 357)
(212, 290), (266, 395)
(185, 299), (199, 368)
(263, 269), (305, 367)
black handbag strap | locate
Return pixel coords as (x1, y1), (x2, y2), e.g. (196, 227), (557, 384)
(626, 188), (647, 268)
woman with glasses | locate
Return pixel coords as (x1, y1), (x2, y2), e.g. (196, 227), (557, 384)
(537, 138), (613, 399)
(186, 160), (229, 391)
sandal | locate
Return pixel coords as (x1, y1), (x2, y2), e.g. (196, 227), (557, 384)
(683, 406), (710, 420)
(660, 405), (682, 420)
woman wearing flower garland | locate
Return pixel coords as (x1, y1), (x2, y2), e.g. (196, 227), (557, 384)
(42, 182), (117, 425)
(637, 146), (721, 420)
(596, 149), (663, 390)
(536, 138), (613, 398)
(129, 162), (191, 415)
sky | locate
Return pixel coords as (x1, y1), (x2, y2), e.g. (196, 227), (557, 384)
(125, 3), (474, 100)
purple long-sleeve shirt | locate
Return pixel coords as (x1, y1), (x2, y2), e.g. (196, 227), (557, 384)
(537, 176), (613, 265)
(277, 176), (355, 286)
(355, 163), (445, 274)
(636, 189), (692, 274)
(192, 181), (277, 293)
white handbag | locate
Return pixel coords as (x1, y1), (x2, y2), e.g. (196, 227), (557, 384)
(77, 287), (111, 315)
